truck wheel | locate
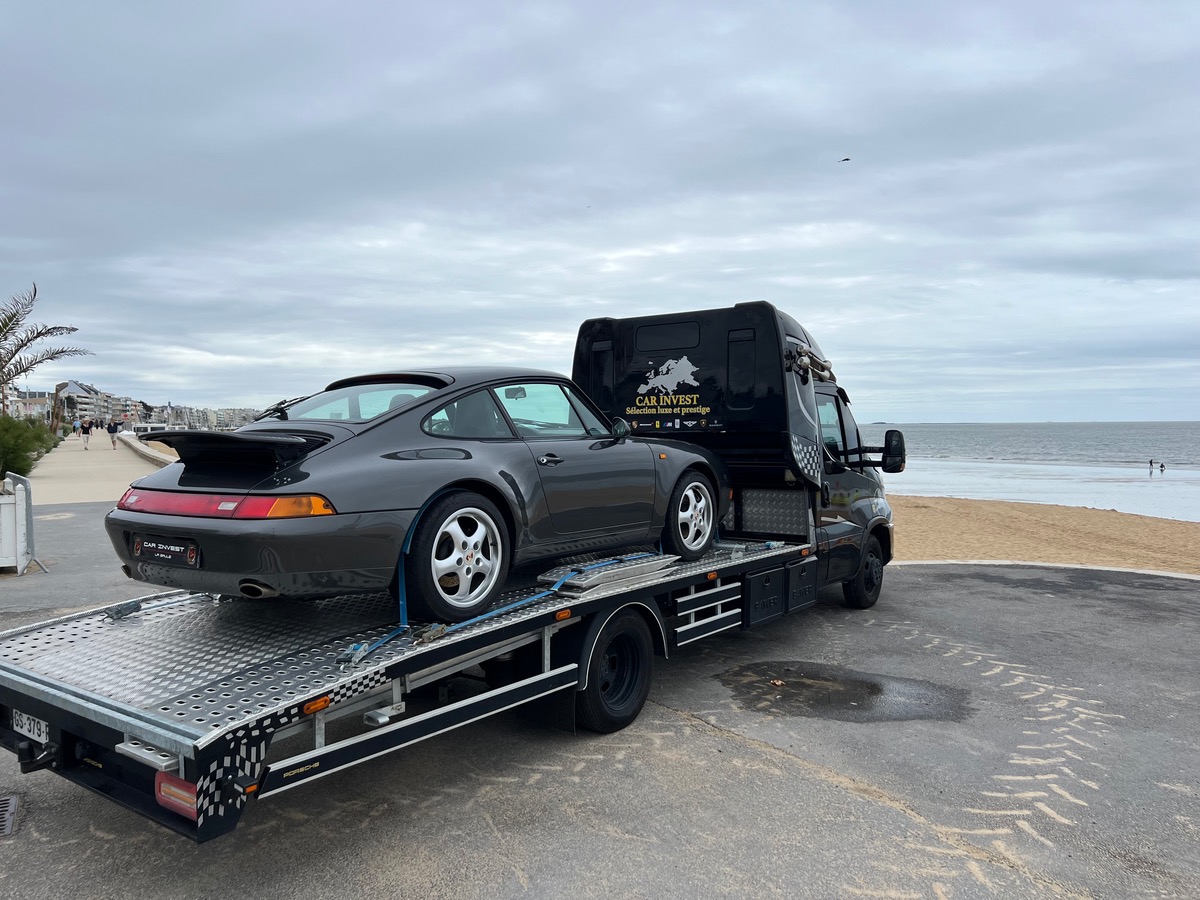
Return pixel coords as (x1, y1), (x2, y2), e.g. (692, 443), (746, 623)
(661, 472), (715, 560)
(842, 534), (883, 609)
(405, 492), (509, 623)
(576, 609), (654, 733)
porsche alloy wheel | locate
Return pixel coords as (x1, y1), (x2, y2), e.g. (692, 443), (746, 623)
(408, 492), (508, 622)
(661, 473), (715, 560)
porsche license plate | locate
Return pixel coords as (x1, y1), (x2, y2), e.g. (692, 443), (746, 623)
(12, 708), (50, 743)
(133, 534), (200, 568)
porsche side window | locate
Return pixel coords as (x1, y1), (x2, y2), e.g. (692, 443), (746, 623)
(495, 383), (588, 438)
(423, 391), (513, 439)
(562, 386), (609, 436)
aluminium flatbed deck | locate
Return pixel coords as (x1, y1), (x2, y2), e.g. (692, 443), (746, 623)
(0, 542), (814, 842)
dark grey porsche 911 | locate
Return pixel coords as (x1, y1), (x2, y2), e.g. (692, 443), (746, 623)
(104, 367), (729, 622)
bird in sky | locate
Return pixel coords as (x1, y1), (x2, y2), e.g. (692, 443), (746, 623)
(839, 157), (851, 162)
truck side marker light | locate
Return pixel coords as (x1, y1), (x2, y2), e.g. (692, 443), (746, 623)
(555, 609), (572, 621)
(155, 771), (198, 821)
(303, 696), (331, 715)
(707, 572), (718, 581)
(801, 548), (810, 556)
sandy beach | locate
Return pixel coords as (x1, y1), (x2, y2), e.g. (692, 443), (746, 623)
(58, 440), (1200, 579)
(889, 494), (1200, 577)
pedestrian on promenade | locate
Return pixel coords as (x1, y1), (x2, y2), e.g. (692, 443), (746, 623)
(80, 418), (93, 449)
(107, 420), (119, 448)
(73, 418), (81, 437)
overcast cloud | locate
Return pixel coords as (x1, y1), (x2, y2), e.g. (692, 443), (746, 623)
(2, 1), (1197, 422)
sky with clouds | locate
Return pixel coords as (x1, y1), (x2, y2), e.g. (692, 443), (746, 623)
(2, 1), (1197, 423)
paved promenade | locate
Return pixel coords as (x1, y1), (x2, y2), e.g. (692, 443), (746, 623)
(2, 435), (170, 620)
(24, 431), (164, 504)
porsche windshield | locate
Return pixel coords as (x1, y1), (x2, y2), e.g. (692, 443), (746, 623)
(275, 383), (436, 422)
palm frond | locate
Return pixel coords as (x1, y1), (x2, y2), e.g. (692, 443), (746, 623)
(0, 284), (39, 341)
(1, 347), (93, 384)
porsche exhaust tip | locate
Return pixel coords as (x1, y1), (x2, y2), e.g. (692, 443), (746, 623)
(238, 580), (279, 599)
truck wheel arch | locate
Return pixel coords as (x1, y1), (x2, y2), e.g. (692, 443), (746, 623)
(575, 601), (668, 692)
(868, 520), (894, 565)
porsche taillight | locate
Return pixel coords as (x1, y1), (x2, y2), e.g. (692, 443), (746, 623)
(118, 489), (336, 518)
(233, 496), (335, 518)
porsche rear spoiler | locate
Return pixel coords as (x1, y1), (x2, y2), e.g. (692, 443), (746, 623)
(142, 431), (325, 469)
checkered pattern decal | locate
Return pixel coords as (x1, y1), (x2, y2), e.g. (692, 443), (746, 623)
(790, 434), (821, 485)
(195, 668), (390, 827)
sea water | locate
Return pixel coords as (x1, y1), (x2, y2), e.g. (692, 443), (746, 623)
(859, 421), (1200, 523)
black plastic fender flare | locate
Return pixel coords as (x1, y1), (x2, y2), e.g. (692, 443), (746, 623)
(852, 516), (894, 570)
(575, 601), (669, 692)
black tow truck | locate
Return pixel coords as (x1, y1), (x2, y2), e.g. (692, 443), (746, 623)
(0, 302), (905, 843)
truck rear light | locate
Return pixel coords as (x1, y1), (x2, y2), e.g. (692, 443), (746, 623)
(118, 489), (336, 519)
(155, 771), (198, 821)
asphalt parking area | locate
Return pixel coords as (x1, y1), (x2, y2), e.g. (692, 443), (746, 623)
(2, 563), (1197, 899)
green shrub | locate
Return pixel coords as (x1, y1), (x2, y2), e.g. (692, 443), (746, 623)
(0, 416), (41, 478)
(0, 416), (59, 478)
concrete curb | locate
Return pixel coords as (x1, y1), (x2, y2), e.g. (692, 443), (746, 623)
(891, 558), (1200, 581)
(117, 433), (176, 468)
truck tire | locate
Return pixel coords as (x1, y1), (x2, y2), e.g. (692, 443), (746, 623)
(842, 534), (883, 609)
(661, 472), (716, 560)
(405, 492), (509, 623)
(576, 609), (654, 733)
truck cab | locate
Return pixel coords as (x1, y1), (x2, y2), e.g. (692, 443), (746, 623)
(572, 301), (905, 607)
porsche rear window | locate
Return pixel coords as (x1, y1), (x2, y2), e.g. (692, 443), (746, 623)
(284, 383), (434, 422)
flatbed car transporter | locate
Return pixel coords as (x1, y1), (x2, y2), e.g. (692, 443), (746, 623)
(1, 302), (905, 842)
(2, 540), (823, 842)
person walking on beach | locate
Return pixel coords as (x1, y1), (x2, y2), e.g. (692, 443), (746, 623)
(107, 419), (119, 449)
(80, 419), (93, 449)
(1160, 462), (1166, 473)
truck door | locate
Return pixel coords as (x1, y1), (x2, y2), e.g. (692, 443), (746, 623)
(814, 388), (870, 585)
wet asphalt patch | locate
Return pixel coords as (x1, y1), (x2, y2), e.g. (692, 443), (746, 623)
(717, 660), (973, 723)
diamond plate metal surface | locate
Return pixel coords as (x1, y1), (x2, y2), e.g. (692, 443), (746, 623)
(741, 489), (810, 535)
(0, 592), (400, 722)
(0, 545), (800, 748)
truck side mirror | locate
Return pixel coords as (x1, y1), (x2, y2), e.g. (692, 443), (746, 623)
(611, 417), (631, 439)
(881, 429), (906, 473)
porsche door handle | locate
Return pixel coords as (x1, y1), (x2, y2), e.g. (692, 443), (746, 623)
(537, 454), (564, 467)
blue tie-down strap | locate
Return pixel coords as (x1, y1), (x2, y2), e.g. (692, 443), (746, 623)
(338, 552), (660, 666)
